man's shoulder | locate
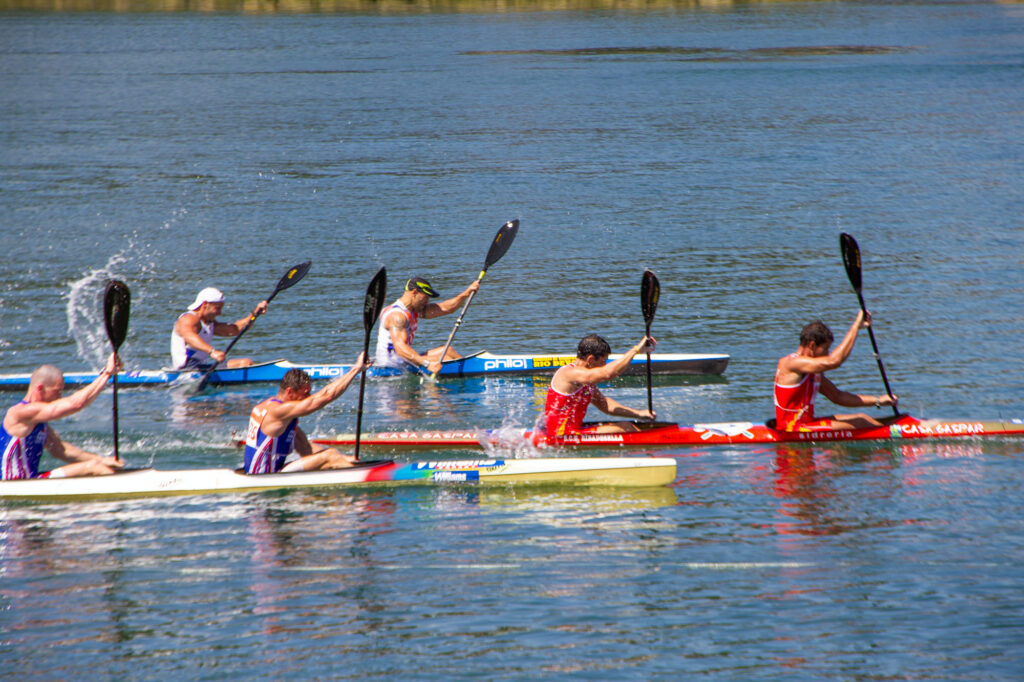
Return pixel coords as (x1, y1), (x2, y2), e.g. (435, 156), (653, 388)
(776, 352), (803, 368)
(384, 312), (412, 331)
(6, 398), (38, 415)
(175, 310), (200, 326)
(551, 363), (574, 379)
(3, 401), (39, 430)
(2, 405), (21, 428)
(550, 364), (589, 389)
(252, 397), (283, 413)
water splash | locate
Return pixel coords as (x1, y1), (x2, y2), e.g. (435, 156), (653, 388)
(65, 251), (130, 370)
(63, 231), (162, 369)
(478, 415), (548, 459)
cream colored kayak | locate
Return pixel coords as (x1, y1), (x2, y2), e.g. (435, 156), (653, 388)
(0, 457), (677, 501)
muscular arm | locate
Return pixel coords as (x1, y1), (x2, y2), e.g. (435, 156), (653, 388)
(293, 427), (313, 457)
(44, 426), (96, 463)
(384, 310), (429, 368)
(260, 355), (369, 437)
(175, 313), (218, 354)
(421, 280), (480, 319)
(4, 355), (117, 436)
(212, 300), (269, 337)
(777, 311), (867, 383)
(551, 337), (655, 391)
(819, 376), (897, 409)
(590, 389), (653, 420)
(44, 426), (122, 470)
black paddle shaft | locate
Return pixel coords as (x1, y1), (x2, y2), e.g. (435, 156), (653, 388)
(218, 260), (311, 359)
(839, 233), (899, 416)
(195, 261), (311, 391)
(641, 269), (660, 416)
(354, 266), (387, 461)
(103, 280), (130, 461)
(433, 220), (520, 379)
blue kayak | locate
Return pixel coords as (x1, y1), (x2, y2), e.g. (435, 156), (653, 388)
(0, 351), (728, 389)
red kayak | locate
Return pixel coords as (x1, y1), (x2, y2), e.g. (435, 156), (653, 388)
(304, 414), (1024, 450)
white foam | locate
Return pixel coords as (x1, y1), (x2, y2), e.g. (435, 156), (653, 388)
(63, 233), (161, 369)
(478, 416), (546, 459)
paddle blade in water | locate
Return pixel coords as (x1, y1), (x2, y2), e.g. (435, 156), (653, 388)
(104, 280), (131, 350)
(364, 266), (387, 333)
(641, 269), (660, 328)
(839, 233), (863, 292)
(483, 219), (519, 272)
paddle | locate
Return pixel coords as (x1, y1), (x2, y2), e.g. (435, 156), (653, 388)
(641, 269), (660, 417)
(103, 280), (130, 462)
(194, 261), (311, 391)
(839, 233), (899, 417)
(430, 219), (520, 380)
(354, 266), (387, 461)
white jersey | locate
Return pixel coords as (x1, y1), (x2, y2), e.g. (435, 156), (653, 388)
(375, 300), (419, 369)
(170, 312), (215, 369)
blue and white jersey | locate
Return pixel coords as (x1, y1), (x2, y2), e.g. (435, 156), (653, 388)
(1, 402), (49, 480)
(374, 300), (419, 369)
(243, 399), (298, 474)
(170, 312), (216, 370)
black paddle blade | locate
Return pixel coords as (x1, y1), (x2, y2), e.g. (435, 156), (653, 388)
(275, 261), (311, 294)
(103, 280), (131, 350)
(483, 219), (519, 271)
(364, 266), (387, 333)
(839, 233), (863, 293)
(355, 267), (386, 460)
(641, 269), (660, 328)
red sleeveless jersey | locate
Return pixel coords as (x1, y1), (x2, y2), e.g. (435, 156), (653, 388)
(544, 383), (596, 436)
(774, 359), (822, 431)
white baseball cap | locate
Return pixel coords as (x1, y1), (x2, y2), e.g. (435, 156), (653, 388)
(188, 287), (225, 311)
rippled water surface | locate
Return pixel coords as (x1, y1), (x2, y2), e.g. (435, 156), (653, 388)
(2, 2), (1024, 678)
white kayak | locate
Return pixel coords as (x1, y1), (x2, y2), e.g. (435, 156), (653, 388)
(0, 457), (678, 501)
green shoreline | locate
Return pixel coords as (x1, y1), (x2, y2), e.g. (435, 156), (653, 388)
(0, 0), (842, 14)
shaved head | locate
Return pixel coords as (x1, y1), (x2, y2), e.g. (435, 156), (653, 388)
(30, 364), (63, 390)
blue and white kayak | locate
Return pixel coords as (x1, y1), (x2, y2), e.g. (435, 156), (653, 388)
(0, 457), (677, 500)
(0, 351), (729, 389)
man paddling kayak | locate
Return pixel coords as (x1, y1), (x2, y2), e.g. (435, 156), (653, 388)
(171, 287), (269, 370)
(375, 276), (480, 375)
(774, 312), (898, 432)
(243, 357), (370, 474)
(543, 334), (657, 436)
(1, 353), (123, 480)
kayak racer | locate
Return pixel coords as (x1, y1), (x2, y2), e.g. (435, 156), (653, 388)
(243, 356), (370, 475)
(374, 276), (480, 375)
(1, 353), (123, 480)
(542, 334), (657, 437)
(170, 286), (268, 370)
(774, 311), (898, 432)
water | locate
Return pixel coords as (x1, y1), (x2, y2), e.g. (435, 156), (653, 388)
(2, 2), (1024, 678)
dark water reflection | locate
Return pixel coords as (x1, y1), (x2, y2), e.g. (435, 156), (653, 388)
(466, 44), (909, 59)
